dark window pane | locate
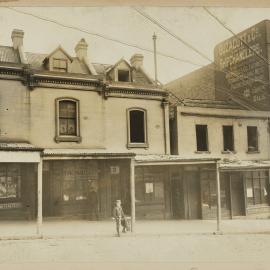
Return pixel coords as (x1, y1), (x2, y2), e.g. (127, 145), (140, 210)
(247, 126), (258, 152)
(129, 110), (145, 143)
(223, 125), (234, 151)
(118, 70), (129, 82)
(196, 125), (208, 151)
(201, 180), (210, 208)
(67, 119), (76, 135)
(59, 119), (68, 135)
(253, 178), (261, 204)
(59, 100), (77, 136)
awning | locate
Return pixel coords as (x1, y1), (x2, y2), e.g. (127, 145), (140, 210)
(135, 154), (220, 166)
(43, 149), (136, 159)
(0, 143), (42, 163)
(220, 160), (270, 171)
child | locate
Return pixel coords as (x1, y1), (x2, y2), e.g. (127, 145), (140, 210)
(112, 199), (127, 237)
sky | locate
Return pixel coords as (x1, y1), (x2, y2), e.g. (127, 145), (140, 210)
(0, 6), (270, 83)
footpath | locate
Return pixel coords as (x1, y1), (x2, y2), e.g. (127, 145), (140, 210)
(0, 219), (270, 240)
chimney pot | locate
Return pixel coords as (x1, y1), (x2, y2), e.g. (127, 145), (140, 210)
(130, 54), (144, 70)
(11, 29), (24, 49)
(75, 38), (88, 61)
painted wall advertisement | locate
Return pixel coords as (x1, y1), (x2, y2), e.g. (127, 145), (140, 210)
(214, 20), (270, 110)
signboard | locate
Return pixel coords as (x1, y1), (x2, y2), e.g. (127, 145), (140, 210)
(110, 166), (120, 175)
(214, 20), (270, 110)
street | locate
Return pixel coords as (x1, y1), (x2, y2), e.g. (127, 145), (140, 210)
(1, 232), (270, 270)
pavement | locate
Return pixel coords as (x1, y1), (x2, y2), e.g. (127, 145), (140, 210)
(0, 219), (270, 270)
(0, 219), (270, 239)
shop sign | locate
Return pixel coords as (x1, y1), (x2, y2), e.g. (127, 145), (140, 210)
(110, 166), (120, 175)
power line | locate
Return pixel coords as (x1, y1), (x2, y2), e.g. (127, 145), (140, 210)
(4, 7), (205, 68)
(4, 7), (270, 102)
(203, 7), (270, 66)
(132, 6), (213, 63)
(133, 6), (270, 101)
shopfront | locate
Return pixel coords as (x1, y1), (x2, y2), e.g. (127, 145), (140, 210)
(0, 145), (42, 221)
(42, 155), (132, 220)
(134, 156), (220, 220)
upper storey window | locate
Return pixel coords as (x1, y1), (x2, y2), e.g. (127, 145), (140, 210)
(118, 69), (130, 82)
(55, 98), (81, 143)
(247, 126), (259, 152)
(127, 108), (148, 148)
(53, 58), (68, 73)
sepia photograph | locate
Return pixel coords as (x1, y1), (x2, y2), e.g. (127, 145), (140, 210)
(0, 0), (270, 269)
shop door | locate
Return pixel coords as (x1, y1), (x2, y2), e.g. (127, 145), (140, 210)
(171, 173), (185, 219)
(230, 173), (245, 216)
(186, 172), (201, 219)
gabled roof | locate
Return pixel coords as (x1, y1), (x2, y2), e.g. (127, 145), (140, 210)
(44, 45), (73, 62)
(105, 58), (131, 74)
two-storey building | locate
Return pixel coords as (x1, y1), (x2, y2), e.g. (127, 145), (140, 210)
(0, 29), (222, 225)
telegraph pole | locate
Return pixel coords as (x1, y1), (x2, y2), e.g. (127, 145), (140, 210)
(153, 33), (158, 86)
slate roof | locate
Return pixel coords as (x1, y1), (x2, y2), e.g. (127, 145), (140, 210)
(0, 46), (155, 87)
(181, 98), (245, 110)
(0, 46), (20, 63)
(165, 63), (216, 100)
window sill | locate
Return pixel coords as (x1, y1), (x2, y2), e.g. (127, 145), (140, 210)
(246, 150), (260, 154)
(127, 143), (149, 149)
(55, 136), (81, 143)
(221, 150), (237, 154)
(194, 151), (211, 154)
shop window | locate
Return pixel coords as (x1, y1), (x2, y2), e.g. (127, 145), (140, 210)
(53, 58), (68, 72)
(135, 169), (164, 203)
(127, 108), (148, 148)
(245, 171), (269, 206)
(196, 125), (208, 152)
(223, 125), (234, 151)
(118, 69), (130, 82)
(0, 164), (21, 201)
(55, 99), (81, 142)
(201, 171), (229, 210)
(247, 126), (258, 152)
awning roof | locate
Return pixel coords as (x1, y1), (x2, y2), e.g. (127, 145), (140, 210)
(135, 154), (220, 165)
(43, 149), (135, 159)
(220, 160), (270, 170)
(0, 142), (42, 152)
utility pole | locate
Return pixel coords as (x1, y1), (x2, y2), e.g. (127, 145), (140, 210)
(153, 33), (158, 86)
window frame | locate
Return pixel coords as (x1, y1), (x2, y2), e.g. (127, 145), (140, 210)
(127, 108), (148, 148)
(195, 124), (209, 152)
(222, 125), (235, 152)
(245, 170), (269, 206)
(117, 68), (131, 82)
(55, 98), (81, 143)
(247, 126), (259, 153)
(52, 58), (68, 73)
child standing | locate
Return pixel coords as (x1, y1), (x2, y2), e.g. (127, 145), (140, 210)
(112, 199), (127, 237)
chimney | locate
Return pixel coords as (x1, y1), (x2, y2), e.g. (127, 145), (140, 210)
(130, 54), (144, 70)
(11, 29), (24, 49)
(75, 38), (88, 61)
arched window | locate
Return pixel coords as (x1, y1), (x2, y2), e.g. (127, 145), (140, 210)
(127, 108), (148, 148)
(55, 98), (81, 142)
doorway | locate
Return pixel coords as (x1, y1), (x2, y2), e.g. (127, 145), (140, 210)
(186, 171), (201, 219)
(171, 172), (185, 219)
(230, 173), (245, 216)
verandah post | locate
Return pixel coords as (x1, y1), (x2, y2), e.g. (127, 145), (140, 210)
(216, 161), (221, 233)
(130, 158), (135, 232)
(37, 159), (43, 236)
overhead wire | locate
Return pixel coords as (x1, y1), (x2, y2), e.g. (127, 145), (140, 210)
(3, 6), (270, 103)
(132, 7), (270, 103)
